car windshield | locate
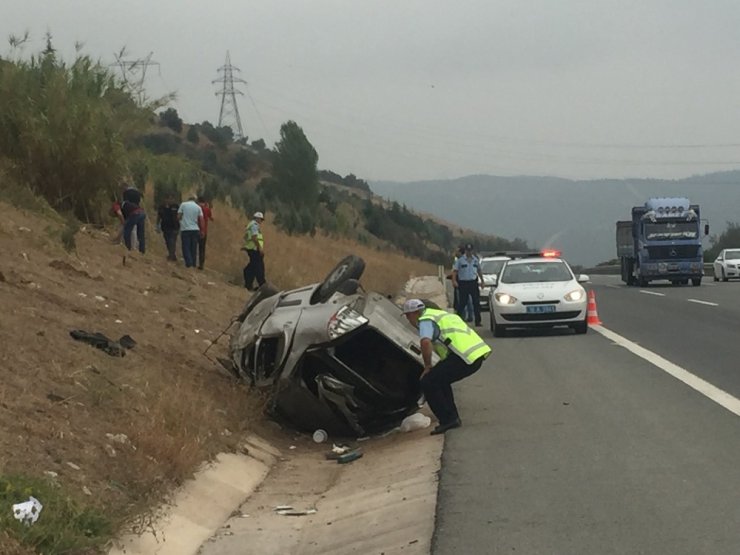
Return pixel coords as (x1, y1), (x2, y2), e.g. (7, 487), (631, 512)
(501, 261), (573, 283)
(481, 259), (506, 275)
(644, 221), (698, 240)
(724, 249), (740, 260)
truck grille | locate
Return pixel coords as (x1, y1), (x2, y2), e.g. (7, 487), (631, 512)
(646, 245), (700, 259)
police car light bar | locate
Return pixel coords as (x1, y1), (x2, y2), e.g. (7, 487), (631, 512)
(541, 249), (561, 258)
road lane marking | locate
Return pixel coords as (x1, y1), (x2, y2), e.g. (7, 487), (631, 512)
(639, 290), (665, 296)
(687, 299), (719, 306)
(605, 285), (620, 289)
(593, 325), (740, 418)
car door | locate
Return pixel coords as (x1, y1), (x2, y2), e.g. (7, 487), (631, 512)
(714, 251), (725, 279)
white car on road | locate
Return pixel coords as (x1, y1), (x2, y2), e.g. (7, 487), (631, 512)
(713, 249), (740, 282)
(488, 254), (590, 337)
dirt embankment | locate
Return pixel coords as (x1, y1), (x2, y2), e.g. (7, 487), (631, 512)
(0, 198), (437, 553)
(0, 202), (259, 553)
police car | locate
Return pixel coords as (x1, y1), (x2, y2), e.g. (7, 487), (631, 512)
(487, 251), (590, 337)
(478, 255), (511, 311)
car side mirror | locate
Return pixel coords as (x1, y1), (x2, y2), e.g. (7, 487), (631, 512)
(704, 224), (710, 236)
(577, 274), (590, 283)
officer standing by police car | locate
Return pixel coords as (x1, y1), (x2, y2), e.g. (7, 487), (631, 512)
(402, 298), (491, 434)
(452, 243), (484, 327)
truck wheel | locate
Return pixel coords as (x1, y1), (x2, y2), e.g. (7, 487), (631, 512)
(692, 277), (702, 287)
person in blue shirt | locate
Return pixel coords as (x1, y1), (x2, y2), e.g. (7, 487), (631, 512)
(452, 243), (484, 326)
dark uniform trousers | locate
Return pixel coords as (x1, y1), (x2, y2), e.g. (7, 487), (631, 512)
(420, 352), (485, 425)
(243, 249), (266, 290)
(457, 280), (481, 324)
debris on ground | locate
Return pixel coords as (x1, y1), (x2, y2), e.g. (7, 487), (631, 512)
(274, 505), (317, 516)
(12, 496), (43, 526)
(69, 329), (136, 357)
(399, 413), (431, 432)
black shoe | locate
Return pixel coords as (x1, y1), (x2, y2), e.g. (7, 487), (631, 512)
(430, 419), (462, 435)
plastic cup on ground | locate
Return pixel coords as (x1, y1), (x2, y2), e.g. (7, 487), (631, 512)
(313, 429), (328, 443)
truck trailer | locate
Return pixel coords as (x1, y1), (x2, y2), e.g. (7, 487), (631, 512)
(616, 197), (708, 287)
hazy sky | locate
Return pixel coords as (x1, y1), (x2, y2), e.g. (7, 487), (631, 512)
(4, 0), (740, 182)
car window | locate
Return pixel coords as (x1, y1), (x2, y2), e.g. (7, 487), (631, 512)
(725, 250), (740, 259)
(481, 260), (506, 275)
(501, 261), (572, 283)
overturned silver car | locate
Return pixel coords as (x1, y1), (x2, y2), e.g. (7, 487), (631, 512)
(229, 256), (428, 436)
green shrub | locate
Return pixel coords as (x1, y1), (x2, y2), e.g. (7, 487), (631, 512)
(0, 474), (114, 554)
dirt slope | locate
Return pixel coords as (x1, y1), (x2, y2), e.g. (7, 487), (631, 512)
(0, 198), (436, 553)
(0, 201), (261, 552)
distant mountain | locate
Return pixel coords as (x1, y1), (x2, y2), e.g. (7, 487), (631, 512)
(370, 171), (740, 266)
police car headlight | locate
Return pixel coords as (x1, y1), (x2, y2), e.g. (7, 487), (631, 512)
(564, 289), (584, 302)
(494, 292), (517, 305)
(327, 305), (368, 339)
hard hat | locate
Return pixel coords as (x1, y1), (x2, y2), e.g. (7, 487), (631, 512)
(253, 211), (264, 219)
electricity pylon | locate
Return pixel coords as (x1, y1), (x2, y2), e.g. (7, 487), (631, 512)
(212, 51), (246, 139)
(111, 49), (159, 106)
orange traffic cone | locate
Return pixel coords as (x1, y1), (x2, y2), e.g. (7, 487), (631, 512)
(586, 290), (602, 325)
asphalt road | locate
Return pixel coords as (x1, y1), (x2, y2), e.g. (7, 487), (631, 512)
(434, 275), (740, 555)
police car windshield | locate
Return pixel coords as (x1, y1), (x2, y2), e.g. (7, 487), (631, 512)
(501, 261), (573, 284)
(480, 260), (506, 275)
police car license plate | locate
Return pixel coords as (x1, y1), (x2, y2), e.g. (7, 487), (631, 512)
(526, 305), (556, 314)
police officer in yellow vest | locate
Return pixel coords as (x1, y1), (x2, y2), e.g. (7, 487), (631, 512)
(402, 298), (491, 434)
(243, 211), (266, 291)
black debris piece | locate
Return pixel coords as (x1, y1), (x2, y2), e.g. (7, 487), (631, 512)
(69, 330), (136, 357)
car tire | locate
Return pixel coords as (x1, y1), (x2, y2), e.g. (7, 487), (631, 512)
(491, 318), (507, 337)
(237, 282), (279, 322)
(310, 255), (366, 305)
(573, 319), (588, 334)
(692, 277), (702, 287)
(722, 269), (729, 282)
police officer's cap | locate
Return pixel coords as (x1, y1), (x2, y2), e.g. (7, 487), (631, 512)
(402, 299), (425, 314)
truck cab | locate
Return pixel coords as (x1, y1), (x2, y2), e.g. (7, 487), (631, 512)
(617, 197), (707, 287)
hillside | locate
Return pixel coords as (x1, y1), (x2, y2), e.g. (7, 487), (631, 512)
(0, 195), (436, 554)
(371, 171), (740, 266)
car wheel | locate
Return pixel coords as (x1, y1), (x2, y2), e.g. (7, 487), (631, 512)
(713, 268), (719, 282)
(722, 268), (729, 282)
(491, 318), (507, 337)
(692, 277), (702, 287)
(572, 319), (588, 334)
(310, 255), (366, 305)
(237, 282), (279, 322)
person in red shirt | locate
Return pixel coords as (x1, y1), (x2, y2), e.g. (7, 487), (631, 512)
(197, 196), (214, 270)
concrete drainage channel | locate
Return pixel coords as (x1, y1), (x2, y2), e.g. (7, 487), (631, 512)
(109, 431), (443, 555)
(109, 276), (449, 555)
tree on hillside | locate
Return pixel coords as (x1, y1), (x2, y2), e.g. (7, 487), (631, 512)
(159, 108), (183, 133)
(186, 125), (199, 144)
(705, 222), (740, 260)
(271, 120), (319, 206)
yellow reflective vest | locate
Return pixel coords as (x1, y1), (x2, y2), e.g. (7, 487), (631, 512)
(419, 307), (491, 364)
(243, 219), (264, 250)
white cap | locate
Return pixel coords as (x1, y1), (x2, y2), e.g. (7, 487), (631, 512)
(253, 211), (264, 219)
(402, 299), (425, 314)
